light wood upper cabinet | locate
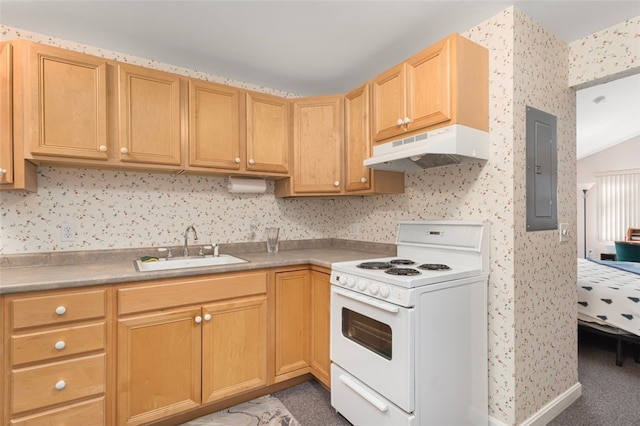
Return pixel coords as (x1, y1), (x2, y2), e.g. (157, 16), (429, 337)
(246, 91), (289, 174)
(1, 43), (14, 185)
(188, 79), (241, 170)
(345, 84), (373, 192)
(345, 84), (404, 195)
(372, 62), (407, 142)
(372, 33), (487, 143)
(118, 64), (181, 166)
(26, 43), (108, 160)
(276, 95), (343, 196)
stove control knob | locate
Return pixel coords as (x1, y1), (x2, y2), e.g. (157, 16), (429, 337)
(369, 282), (379, 295)
(379, 286), (390, 298)
(357, 279), (367, 291)
(338, 275), (347, 285)
(346, 277), (356, 288)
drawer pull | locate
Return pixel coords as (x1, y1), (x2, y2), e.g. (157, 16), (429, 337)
(55, 380), (66, 390)
(54, 340), (66, 350)
(55, 306), (67, 315)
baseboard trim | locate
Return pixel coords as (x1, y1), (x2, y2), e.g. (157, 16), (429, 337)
(488, 382), (582, 426)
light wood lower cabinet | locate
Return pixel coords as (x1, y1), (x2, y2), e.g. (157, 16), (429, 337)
(2, 287), (111, 426)
(116, 272), (268, 425)
(273, 267), (331, 388)
(274, 269), (311, 380)
(309, 269), (331, 387)
(2, 265), (332, 426)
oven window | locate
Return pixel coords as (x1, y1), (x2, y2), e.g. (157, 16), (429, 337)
(341, 308), (392, 360)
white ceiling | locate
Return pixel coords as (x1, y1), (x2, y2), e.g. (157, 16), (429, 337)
(1, 0), (639, 157)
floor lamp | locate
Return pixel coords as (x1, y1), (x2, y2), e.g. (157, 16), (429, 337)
(578, 183), (595, 258)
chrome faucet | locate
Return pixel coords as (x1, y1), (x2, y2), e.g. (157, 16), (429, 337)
(183, 225), (198, 257)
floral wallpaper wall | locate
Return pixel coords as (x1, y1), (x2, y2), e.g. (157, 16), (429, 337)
(568, 15), (640, 88)
(512, 10), (577, 425)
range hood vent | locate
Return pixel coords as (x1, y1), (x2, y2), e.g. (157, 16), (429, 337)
(363, 124), (489, 172)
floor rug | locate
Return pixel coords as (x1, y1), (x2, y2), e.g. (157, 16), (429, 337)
(179, 395), (301, 426)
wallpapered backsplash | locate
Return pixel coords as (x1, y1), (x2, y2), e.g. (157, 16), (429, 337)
(3, 9), (635, 426)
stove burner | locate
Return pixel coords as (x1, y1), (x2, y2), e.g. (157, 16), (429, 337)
(385, 267), (421, 276)
(418, 263), (451, 271)
(357, 261), (393, 270)
(389, 259), (416, 265)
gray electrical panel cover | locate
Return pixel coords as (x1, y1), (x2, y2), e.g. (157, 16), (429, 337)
(526, 106), (557, 231)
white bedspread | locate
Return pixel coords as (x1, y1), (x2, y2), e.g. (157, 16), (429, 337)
(577, 258), (640, 337)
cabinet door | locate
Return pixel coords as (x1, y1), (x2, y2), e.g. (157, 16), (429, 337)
(188, 80), (241, 170)
(274, 270), (310, 379)
(344, 84), (372, 192)
(310, 270), (331, 388)
(246, 92), (289, 174)
(406, 36), (452, 132)
(27, 43), (107, 160)
(0, 42), (13, 184)
(202, 296), (267, 403)
(117, 307), (201, 426)
(371, 62), (406, 141)
(292, 95), (343, 193)
(118, 64), (181, 166)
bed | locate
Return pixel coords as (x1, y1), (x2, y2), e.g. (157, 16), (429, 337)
(577, 258), (640, 366)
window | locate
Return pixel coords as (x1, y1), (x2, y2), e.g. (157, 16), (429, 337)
(597, 169), (640, 241)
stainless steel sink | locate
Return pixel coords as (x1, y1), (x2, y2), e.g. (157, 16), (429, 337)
(134, 254), (248, 272)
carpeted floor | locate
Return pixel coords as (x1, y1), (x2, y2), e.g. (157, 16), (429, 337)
(274, 380), (350, 426)
(548, 330), (640, 426)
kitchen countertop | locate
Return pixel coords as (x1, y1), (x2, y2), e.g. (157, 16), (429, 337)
(0, 239), (396, 295)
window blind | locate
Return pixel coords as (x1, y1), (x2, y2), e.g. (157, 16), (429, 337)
(596, 168), (640, 241)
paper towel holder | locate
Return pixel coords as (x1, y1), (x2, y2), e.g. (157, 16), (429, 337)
(227, 175), (267, 194)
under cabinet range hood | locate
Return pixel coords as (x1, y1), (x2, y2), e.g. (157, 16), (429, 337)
(363, 124), (489, 172)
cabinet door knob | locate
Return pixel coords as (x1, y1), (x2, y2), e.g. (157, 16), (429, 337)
(55, 380), (66, 390)
(403, 117), (411, 125)
(204, 313), (212, 321)
(120, 147), (129, 154)
(55, 306), (66, 315)
(248, 159), (255, 165)
(234, 157), (241, 164)
(396, 118), (404, 126)
(99, 145), (107, 152)
(54, 340), (66, 350)
(0, 168), (6, 175)
(334, 181), (340, 187)
(360, 177), (368, 183)
(195, 315), (202, 324)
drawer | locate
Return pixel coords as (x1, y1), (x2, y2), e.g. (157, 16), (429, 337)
(119, 271), (267, 315)
(11, 322), (106, 366)
(10, 289), (106, 330)
(10, 397), (105, 426)
(12, 353), (105, 415)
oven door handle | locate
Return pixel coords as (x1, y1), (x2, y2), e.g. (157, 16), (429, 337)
(332, 287), (399, 313)
(339, 374), (389, 412)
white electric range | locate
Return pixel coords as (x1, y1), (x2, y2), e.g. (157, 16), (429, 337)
(329, 220), (489, 426)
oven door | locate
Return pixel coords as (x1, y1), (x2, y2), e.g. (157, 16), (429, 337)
(330, 286), (414, 412)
